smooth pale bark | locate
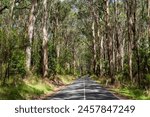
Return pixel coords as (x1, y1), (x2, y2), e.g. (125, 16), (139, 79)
(92, 21), (97, 74)
(91, 0), (99, 74)
(26, 0), (37, 73)
(73, 43), (76, 75)
(94, 1), (101, 76)
(56, 40), (61, 74)
(55, 14), (60, 74)
(100, 35), (104, 76)
(10, 0), (15, 18)
(42, 0), (49, 77)
(98, 28), (102, 76)
(121, 38), (125, 71)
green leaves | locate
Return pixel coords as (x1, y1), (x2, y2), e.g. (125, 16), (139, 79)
(11, 50), (26, 77)
(0, 0), (10, 6)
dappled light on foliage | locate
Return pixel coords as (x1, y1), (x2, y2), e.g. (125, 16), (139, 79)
(0, 0), (150, 99)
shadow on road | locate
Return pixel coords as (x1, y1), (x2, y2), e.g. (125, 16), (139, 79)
(47, 77), (119, 100)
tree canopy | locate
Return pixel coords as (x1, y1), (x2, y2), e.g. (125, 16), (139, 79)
(0, 0), (150, 93)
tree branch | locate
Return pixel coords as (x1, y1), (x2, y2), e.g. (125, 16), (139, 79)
(0, 6), (8, 14)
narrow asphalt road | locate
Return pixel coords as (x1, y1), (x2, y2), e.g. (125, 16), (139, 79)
(47, 77), (119, 100)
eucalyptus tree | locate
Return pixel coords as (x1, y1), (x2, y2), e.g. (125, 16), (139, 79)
(26, 0), (38, 74)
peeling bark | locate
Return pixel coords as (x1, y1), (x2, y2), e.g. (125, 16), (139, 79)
(26, 0), (37, 73)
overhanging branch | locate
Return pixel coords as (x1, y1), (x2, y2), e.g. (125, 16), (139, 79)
(0, 6), (8, 14)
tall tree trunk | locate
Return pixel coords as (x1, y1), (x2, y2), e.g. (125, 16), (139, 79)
(73, 43), (76, 75)
(105, 0), (110, 75)
(121, 38), (125, 71)
(132, 0), (140, 86)
(42, 0), (49, 77)
(114, 0), (120, 72)
(98, 28), (103, 76)
(148, 0), (150, 47)
(26, 0), (37, 74)
(100, 35), (104, 76)
(88, 0), (97, 74)
(55, 14), (60, 74)
(92, 21), (97, 74)
(146, 0), (150, 74)
(10, 0), (15, 18)
(126, 0), (135, 82)
(94, 1), (101, 76)
(104, 0), (114, 83)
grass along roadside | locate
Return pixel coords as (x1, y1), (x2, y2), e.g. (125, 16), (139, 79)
(111, 87), (150, 100)
(91, 75), (150, 100)
(0, 75), (76, 100)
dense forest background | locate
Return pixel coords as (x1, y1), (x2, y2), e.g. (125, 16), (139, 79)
(0, 0), (150, 99)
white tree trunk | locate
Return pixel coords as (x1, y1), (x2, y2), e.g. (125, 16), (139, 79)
(10, 0), (15, 18)
(92, 21), (97, 74)
(42, 0), (49, 77)
(26, 0), (37, 73)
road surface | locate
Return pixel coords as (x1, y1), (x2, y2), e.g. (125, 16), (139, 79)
(47, 77), (119, 100)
